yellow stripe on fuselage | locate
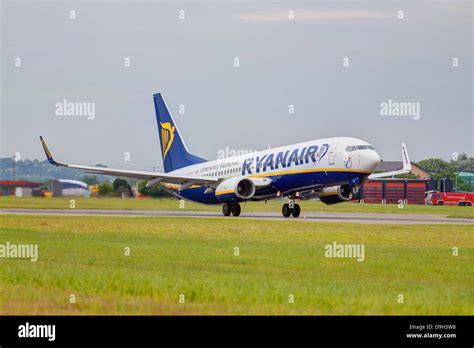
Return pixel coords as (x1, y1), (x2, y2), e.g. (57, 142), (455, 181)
(248, 167), (370, 179)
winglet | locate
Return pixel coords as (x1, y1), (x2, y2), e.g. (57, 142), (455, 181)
(401, 143), (411, 171)
(368, 142), (412, 179)
(39, 136), (62, 166)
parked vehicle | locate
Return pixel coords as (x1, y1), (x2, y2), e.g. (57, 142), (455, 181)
(425, 190), (473, 206)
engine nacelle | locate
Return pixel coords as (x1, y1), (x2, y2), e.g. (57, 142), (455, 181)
(215, 177), (256, 203)
(319, 184), (354, 205)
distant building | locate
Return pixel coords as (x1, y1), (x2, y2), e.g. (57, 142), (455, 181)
(361, 161), (444, 204)
(457, 172), (474, 186)
(0, 180), (43, 196)
(375, 161), (430, 179)
(359, 177), (454, 204)
(49, 179), (90, 197)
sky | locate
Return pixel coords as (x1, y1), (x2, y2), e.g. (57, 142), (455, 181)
(1, 0), (472, 172)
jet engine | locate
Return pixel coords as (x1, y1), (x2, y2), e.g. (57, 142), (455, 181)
(215, 177), (256, 203)
(319, 184), (355, 205)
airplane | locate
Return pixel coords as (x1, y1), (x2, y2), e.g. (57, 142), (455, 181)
(40, 93), (411, 217)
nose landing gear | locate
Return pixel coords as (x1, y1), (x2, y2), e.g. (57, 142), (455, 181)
(222, 203), (241, 217)
(282, 200), (301, 218)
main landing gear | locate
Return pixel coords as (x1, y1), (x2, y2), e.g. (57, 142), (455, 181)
(222, 203), (241, 217)
(282, 200), (300, 218)
(222, 201), (300, 218)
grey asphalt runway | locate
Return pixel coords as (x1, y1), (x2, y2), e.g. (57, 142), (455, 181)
(1, 208), (473, 224)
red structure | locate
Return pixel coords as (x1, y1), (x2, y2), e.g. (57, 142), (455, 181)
(359, 179), (429, 205)
(0, 180), (43, 196)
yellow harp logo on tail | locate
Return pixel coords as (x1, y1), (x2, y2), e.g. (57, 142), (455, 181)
(160, 122), (175, 160)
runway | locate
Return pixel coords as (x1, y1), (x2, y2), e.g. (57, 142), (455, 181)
(1, 208), (473, 224)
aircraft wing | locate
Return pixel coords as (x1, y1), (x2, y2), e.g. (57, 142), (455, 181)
(368, 143), (412, 179)
(40, 136), (218, 186)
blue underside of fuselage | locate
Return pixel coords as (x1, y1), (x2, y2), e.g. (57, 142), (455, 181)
(164, 170), (370, 205)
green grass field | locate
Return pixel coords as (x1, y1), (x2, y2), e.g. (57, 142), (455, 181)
(1, 196), (473, 219)
(0, 215), (472, 315)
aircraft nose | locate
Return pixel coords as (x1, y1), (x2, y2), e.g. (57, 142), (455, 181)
(364, 150), (381, 172)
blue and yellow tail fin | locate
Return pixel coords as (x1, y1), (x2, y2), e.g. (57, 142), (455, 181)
(39, 136), (62, 166)
(153, 93), (206, 173)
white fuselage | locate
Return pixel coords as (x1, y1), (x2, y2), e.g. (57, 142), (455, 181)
(161, 137), (381, 203)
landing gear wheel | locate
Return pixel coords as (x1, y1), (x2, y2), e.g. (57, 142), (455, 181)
(291, 204), (301, 218)
(231, 203), (241, 216)
(222, 203), (231, 216)
(282, 204), (291, 217)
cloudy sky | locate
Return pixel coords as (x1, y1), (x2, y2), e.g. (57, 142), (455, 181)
(1, 0), (472, 171)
